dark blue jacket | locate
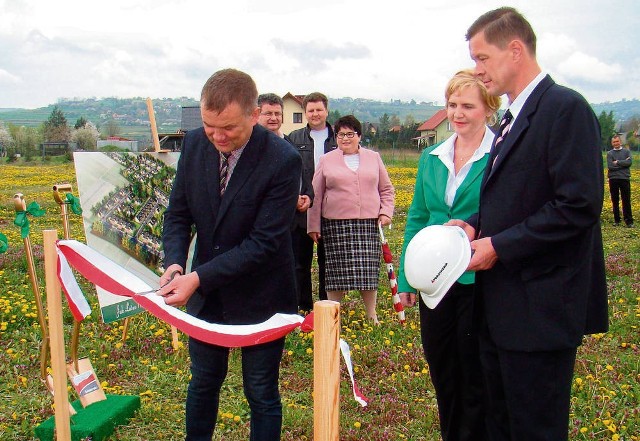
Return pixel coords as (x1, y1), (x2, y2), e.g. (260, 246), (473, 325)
(162, 125), (301, 324)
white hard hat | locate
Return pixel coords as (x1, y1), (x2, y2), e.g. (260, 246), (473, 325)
(404, 225), (472, 309)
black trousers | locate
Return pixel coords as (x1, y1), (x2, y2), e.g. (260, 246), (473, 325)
(479, 324), (577, 441)
(609, 178), (633, 224)
(420, 282), (487, 441)
(292, 226), (326, 311)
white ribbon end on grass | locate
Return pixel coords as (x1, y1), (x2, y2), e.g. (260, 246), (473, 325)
(339, 339), (368, 407)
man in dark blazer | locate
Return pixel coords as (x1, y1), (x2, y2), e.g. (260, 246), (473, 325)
(449, 8), (608, 441)
(159, 69), (301, 441)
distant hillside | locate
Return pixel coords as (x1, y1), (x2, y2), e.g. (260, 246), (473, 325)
(591, 99), (640, 122)
(1, 96), (639, 142)
(0, 97), (199, 140)
(328, 97), (443, 123)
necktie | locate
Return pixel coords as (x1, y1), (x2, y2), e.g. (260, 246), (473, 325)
(493, 110), (513, 159)
(220, 152), (231, 196)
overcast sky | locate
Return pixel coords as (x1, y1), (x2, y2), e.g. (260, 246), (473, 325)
(1, 0), (637, 109)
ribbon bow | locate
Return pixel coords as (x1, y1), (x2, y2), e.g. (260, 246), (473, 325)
(0, 233), (8, 253)
(65, 193), (83, 215)
(14, 201), (47, 239)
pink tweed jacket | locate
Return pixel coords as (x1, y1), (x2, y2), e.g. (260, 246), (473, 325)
(307, 147), (395, 233)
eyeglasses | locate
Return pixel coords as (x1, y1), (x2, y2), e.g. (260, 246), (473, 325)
(336, 132), (358, 139)
(260, 112), (282, 118)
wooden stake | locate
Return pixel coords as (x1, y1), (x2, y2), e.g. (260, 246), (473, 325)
(53, 184), (80, 372)
(52, 184), (72, 240)
(313, 300), (341, 441)
(44, 230), (72, 441)
(14, 193), (49, 382)
(146, 98), (162, 152)
(171, 325), (180, 350)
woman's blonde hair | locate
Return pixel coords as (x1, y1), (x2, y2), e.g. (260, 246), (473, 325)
(445, 69), (501, 126)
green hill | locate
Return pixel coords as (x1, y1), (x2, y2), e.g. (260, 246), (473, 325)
(1, 96), (638, 143)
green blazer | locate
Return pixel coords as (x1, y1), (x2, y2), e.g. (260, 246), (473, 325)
(397, 138), (490, 292)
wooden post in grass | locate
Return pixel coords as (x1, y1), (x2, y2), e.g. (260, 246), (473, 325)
(44, 229), (72, 441)
(313, 300), (341, 441)
(146, 97), (179, 349)
(146, 97), (162, 153)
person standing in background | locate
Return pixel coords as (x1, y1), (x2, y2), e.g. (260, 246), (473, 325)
(257, 93), (290, 141)
(607, 134), (634, 227)
(307, 115), (394, 324)
(288, 92), (337, 311)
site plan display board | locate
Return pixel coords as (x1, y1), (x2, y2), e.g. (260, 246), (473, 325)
(74, 152), (180, 323)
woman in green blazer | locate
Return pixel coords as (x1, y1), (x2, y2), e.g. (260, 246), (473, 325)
(397, 70), (500, 441)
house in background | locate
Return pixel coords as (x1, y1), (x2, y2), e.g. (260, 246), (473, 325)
(414, 109), (451, 148)
(281, 93), (307, 135)
(363, 122), (377, 137)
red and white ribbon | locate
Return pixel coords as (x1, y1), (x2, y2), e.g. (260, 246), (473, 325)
(55, 239), (368, 406)
(56, 247), (91, 321)
(379, 224), (405, 324)
(56, 239), (307, 347)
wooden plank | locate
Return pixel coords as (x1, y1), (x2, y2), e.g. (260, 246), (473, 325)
(44, 230), (72, 441)
(313, 300), (341, 441)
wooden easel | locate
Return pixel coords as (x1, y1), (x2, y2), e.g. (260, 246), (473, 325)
(13, 193), (76, 416)
(143, 97), (180, 349)
(146, 97), (172, 153)
(52, 184), (107, 408)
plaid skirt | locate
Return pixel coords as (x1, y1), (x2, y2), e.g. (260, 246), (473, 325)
(321, 218), (381, 291)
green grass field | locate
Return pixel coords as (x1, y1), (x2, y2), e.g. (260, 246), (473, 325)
(0, 152), (638, 440)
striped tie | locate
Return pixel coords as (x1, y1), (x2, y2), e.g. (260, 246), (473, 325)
(493, 110), (513, 160)
(220, 152), (231, 196)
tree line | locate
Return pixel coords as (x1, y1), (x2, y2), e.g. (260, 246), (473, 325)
(598, 110), (640, 151)
(2, 106), (638, 161)
(0, 106), (123, 161)
(327, 110), (421, 150)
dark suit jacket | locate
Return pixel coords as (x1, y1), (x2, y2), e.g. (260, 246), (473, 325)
(162, 124), (301, 325)
(287, 123), (338, 229)
(473, 75), (608, 351)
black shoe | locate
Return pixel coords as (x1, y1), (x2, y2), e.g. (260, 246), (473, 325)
(626, 223), (634, 228)
(614, 222), (621, 226)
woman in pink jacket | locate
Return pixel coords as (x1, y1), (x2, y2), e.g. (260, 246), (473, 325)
(308, 115), (395, 324)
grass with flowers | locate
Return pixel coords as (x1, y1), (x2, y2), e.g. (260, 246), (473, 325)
(0, 152), (638, 440)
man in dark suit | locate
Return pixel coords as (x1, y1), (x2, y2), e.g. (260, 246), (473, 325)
(449, 7), (608, 441)
(159, 69), (301, 441)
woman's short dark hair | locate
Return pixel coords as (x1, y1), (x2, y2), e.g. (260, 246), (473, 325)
(334, 115), (362, 136)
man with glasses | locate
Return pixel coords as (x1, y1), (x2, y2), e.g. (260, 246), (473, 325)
(288, 92), (337, 311)
(257, 93), (290, 140)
